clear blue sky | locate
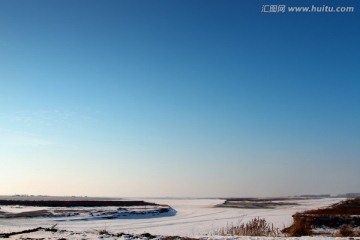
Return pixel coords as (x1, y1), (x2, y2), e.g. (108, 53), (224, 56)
(1, 0), (359, 197)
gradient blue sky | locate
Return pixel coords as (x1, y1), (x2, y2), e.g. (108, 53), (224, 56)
(1, 0), (359, 197)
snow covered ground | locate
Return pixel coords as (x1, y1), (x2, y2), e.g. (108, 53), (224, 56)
(0, 197), (356, 239)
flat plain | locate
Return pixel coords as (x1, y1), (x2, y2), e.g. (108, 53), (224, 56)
(1, 196), (354, 239)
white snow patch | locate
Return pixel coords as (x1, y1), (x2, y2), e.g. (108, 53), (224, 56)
(0, 198), (348, 239)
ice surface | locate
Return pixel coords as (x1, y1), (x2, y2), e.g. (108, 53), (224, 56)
(0, 197), (348, 239)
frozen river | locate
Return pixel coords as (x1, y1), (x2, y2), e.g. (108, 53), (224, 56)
(0, 197), (343, 237)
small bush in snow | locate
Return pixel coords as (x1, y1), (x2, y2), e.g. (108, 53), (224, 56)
(213, 217), (280, 237)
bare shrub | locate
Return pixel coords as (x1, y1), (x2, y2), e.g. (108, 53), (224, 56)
(335, 225), (360, 237)
(336, 225), (354, 237)
(214, 217), (280, 236)
(95, 226), (111, 235)
(284, 213), (312, 237)
(98, 229), (109, 235)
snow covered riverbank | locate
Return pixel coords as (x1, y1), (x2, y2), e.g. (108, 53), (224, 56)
(0, 197), (349, 239)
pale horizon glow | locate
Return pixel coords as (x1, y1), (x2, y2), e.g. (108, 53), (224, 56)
(0, 0), (359, 198)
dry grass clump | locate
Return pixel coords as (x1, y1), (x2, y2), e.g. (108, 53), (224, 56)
(282, 213), (312, 237)
(95, 226), (111, 235)
(98, 229), (110, 235)
(335, 225), (360, 237)
(214, 217), (280, 237)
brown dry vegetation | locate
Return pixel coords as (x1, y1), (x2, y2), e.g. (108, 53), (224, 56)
(335, 225), (360, 237)
(283, 198), (360, 237)
(305, 198), (360, 215)
(214, 217), (280, 237)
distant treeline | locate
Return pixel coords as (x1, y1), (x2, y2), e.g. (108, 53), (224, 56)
(0, 200), (158, 207)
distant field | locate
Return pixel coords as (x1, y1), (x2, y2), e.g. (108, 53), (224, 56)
(0, 198), (171, 219)
(0, 195), (121, 201)
(0, 199), (158, 207)
(216, 198), (303, 209)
